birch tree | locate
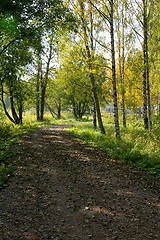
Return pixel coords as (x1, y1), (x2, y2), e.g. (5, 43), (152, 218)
(88, 0), (120, 138)
(116, 0), (126, 127)
(77, 0), (106, 134)
(127, 0), (156, 129)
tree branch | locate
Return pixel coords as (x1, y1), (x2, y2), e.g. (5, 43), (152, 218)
(0, 16), (57, 56)
(88, 0), (111, 23)
(0, 38), (18, 55)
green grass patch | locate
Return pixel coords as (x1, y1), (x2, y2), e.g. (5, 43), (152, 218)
(65, 114), (160, 176)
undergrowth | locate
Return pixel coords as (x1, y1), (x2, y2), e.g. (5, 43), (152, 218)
(66, 114), (160, 176)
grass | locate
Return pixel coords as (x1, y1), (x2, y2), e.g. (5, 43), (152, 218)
(0, 110), (84, 188)
(65, 113), (160, 176)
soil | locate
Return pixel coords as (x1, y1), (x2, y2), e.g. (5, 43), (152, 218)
(0, 124), (160, 240)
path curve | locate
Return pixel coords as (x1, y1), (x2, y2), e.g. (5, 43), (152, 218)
(0, 124), (160, 240)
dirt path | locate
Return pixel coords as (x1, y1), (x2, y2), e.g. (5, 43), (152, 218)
(0, 124), (160, 240)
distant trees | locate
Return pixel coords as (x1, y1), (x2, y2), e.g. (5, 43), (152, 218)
(0, 0), (159, 136)
(36, 34), (54, 121)
(56, 40), (92, 120)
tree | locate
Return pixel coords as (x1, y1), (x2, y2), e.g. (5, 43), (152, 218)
(78, 0), (106, 134)
(56, 41), (92, 119)
(0, 41), (32, 124)
(148, 0), (160, 116)
(88, 0), (120, 137)
(0, 0), (73, 55)
(36, 54), (42, 120)
(116, 0), (126, 127)
(127, 0), (157, 129)
(40, 36), (54, 120)
(125, 49), (143, 113)
(142, 0), (150, 129)
(0, 0), (76, 123)
(110, 0), (120, 138)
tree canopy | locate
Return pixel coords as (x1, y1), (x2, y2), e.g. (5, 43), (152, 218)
(0, 0), (159, 137)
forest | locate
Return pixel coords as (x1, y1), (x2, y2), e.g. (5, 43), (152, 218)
(0, 0), (160, 185)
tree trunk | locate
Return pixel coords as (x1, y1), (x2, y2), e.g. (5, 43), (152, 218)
(78, 101), (87, 119)
(142, 62), (148, 129)
(45, 100), (61, 120)
(9, 88), (20, 124)
(90, 5), (97, 130)
(40, 85), (46, 120)
(121, 2), (126, 127)
(117, 0), (126, 128)
(146, 39), (152, 128)
(1, 83), (15, 123)
(79, 0), (105, 134)
(36, 58), (41, 120)
(118, 24), (126, 127)
(158, 83), (160, 115)
(142, 0), (151, 129)
(110, 0), (120, 138)
(18, 100), (23, 124)
(72, 98), (78, 119)
(57, 98), (61, 120)
(40, 38), (53, 120)
(90, 72), (105, 134)
(92, 99), (97, 129)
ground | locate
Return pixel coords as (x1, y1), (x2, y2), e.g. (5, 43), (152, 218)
(0, 124), (160, 240)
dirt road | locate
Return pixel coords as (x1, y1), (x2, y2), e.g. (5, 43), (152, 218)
(0, 124), (160, 239)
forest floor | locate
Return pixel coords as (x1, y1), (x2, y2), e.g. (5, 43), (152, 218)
(0, 124), (160, 240)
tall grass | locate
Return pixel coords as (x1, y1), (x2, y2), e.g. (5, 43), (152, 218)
(66, 113), (160, 175)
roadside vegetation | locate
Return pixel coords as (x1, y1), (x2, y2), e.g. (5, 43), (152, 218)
(66, 112), (160, 176)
